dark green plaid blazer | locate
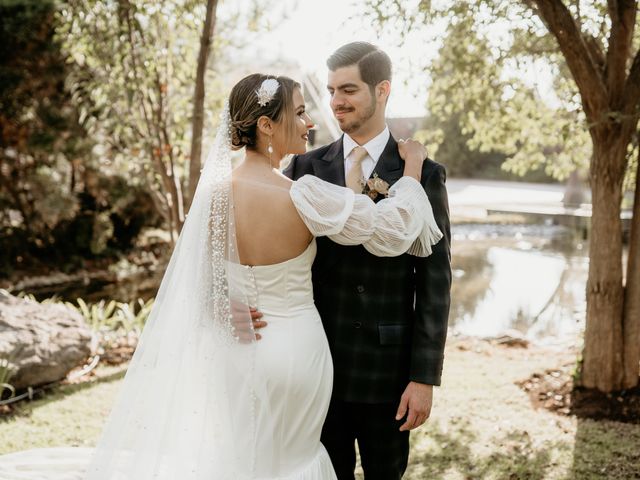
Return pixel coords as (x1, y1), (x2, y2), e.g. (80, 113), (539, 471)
(283, 134), (451, 403)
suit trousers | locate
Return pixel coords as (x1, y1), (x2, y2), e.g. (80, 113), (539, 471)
(321, 398), (410, 480)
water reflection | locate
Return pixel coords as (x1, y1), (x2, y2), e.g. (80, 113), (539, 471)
(451, 224), (589, 342)
(29, 223), (594, 342)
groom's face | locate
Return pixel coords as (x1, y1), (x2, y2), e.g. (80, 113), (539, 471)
(327, 65), (377, 135)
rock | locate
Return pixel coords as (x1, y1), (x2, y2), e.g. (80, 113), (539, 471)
(0, 290), (92, 389)
(490, 329), (530, 348)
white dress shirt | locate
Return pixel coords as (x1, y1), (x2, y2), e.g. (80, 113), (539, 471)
(343, 126), (390, 181)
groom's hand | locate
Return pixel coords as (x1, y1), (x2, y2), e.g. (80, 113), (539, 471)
(250, 308), (267, 340)
(395, 381), (433, 431)
(229, 302), (266, 342)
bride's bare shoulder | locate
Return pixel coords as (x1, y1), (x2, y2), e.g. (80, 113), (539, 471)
(231, 170), (292, 194)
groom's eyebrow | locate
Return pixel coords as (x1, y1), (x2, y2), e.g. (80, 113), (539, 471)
(327, 83), (359, 91)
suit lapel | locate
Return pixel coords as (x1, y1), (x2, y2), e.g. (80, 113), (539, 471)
(312, 136), (346, 186)
(311, 133), (404, 189)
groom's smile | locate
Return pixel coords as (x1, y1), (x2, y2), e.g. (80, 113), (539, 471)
(327, 64), (383, 138)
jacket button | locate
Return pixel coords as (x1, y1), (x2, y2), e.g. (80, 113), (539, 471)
(353, 321), (362, 329)
(356, 285), (365, 293)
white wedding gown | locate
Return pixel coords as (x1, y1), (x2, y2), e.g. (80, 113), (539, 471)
(0, 176), (441, 480)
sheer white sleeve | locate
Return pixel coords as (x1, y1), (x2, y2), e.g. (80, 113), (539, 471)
(289, 175), (443, 257)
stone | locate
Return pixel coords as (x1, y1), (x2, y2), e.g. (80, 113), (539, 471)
(0, 290), (92, 389)
(492, 330), (530, 348)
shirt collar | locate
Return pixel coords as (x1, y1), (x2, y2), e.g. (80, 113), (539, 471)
(343, 126), (390, 163)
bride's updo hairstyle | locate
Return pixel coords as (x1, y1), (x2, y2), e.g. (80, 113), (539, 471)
(228, 73), (301, 151)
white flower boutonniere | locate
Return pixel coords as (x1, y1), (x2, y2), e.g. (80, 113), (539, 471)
(362, 173), (390, 200)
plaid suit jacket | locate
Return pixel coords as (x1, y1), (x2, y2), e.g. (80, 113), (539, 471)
(283, 134), (451, 403)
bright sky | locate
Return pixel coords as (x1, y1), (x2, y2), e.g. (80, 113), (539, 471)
(218, 0), (558, 118)
(220, 0), (445, 118)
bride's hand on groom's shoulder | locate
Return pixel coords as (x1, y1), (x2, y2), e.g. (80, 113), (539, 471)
(395, 381), (433, 432)
(398, 138), (427, 161)
(398, 139), (427, 182)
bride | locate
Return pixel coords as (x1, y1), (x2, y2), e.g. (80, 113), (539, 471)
(0, 73), (441, 479)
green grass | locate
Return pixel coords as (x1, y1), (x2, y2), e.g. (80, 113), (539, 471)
(0, 366), (125, 453)
(1, 341), (638, 479)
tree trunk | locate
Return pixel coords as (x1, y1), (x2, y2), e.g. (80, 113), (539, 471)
(581, 133), (627, 391)
(623, 151), (640, 388)
(186, 0), (219, 211)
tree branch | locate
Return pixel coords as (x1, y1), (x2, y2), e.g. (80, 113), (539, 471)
(187, 0), (219, 210)
(605, 0), (637, 107)
(622, 49), (640, 117)
(528, 0), (609, 121)
(584, 35), (606, 72)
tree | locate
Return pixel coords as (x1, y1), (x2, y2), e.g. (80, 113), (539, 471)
(186, 0), (220, 210)
(418, 15), (560, 182)
(56, 0), (273, 242)
(0, 1), (84, 262)
(521, 0), (639, 392)
(56, 0), (228, 243)
(365, 0), (640, 392)
(0, 0), (160, 274)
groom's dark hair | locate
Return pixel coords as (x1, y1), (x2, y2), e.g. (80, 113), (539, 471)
(327, 42), (392, 91)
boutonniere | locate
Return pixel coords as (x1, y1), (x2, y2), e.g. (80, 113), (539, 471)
(361, 173), (390, 200)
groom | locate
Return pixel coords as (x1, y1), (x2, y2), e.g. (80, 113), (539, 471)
(284, 42), (451, 479)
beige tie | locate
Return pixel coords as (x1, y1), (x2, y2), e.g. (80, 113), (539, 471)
(346, 146), (369, 193)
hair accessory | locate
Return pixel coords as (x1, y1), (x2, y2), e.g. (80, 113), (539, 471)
(256, 78), (280, 107)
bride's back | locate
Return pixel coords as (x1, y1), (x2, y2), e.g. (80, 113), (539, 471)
(232, 167), (312, 266)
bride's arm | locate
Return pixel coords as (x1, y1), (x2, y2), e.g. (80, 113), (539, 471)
(289, 164), (442, 258)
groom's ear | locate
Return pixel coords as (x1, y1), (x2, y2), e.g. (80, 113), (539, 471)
(256, 116), (274, 136)
(376, 80), (391, 103)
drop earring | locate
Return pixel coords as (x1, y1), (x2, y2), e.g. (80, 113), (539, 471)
(267, 136), (273, 168)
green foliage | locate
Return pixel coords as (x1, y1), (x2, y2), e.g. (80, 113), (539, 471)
(54, 0), (226, 213)
(64, 297), (153, 334)
(423, 9), (588, 181)
(0, 1), (88, 242)
(110, 298), (153, 336)
(416, 114), (511, 180)
(16, 291), (60, 303)
(70, 298), (118, 332)
(0, 1), (161, 274)
(15, 291), (153, 335)
(364, 0), (637, 185)
(0, 356), (17, 401)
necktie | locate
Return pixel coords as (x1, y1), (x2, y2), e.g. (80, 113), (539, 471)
(346, 146), (369, 193)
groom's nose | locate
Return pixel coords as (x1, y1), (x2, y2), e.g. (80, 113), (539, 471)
(330, 92), (346, 111)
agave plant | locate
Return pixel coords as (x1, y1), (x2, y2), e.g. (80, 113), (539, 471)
(66, 298), (119, 332)
(0, 356), (17, 401)
(16, 292), (60, 304)
(113, 298), (154, 335)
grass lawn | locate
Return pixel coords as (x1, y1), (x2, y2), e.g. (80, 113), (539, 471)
(1, 340), (638, 479)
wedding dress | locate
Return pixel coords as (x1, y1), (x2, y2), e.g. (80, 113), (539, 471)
(0, 106), (441, 480)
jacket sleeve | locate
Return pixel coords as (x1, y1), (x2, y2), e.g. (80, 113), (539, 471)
(282, 155), (298, 180)
(409, 164), (452, 386)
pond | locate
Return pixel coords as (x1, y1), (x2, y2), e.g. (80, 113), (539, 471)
(450, 223), (589, 344)
(27, 223), (595, 342)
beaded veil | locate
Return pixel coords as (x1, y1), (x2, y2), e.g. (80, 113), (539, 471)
(84, 103), (272, 479)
